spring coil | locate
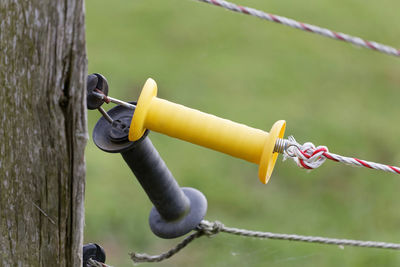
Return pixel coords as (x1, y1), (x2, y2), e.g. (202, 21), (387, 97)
(273, 138), (288, 154)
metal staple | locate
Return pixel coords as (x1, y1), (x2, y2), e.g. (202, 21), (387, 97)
(192, 0), (400, 58)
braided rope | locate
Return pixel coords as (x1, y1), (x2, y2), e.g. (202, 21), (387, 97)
(130, 220), (400, 263)
(285, 136), (400, 174)
(192, 0), (400, 58)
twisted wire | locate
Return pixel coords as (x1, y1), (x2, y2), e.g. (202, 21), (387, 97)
(192, 0), (400, 58)
(201, 221), (400, 249)
(130, 231), (205, 263)
(285, 136), (400, 174)
(130, 220), (400, 263)
(87, 258), (113, 267)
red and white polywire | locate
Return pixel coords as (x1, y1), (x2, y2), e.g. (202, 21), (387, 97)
(285, 136), (400, 175)
(193, 0), (400, 58)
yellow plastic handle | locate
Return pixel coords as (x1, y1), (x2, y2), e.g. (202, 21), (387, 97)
(129, 78), (286, 184)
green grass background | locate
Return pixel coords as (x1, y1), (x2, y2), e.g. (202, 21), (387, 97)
(84, 0), (400, 266)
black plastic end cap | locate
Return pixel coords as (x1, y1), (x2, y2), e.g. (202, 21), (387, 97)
(93, 103), (148, 153)
(149, 187), (208, 239)
(83, 243), (106, 267)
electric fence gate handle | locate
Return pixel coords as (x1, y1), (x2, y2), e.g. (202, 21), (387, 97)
(129, 78), (286, 184)
(87, 74), (207, 239)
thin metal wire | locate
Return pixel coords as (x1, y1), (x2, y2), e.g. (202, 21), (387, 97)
(91, 91), (136, 110)
(106, 96), (136, 110)
(97, 107), (114, 124)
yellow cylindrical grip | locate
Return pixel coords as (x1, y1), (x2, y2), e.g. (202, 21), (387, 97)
(129, 78), (286, 184)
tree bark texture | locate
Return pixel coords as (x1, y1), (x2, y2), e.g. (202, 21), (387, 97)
(0, 1), (87, 266)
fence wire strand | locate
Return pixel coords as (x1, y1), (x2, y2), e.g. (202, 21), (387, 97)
(192, 0), (400, 58)
(129, 220), (400, 263)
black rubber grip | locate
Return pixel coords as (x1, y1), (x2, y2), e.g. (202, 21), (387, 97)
(121, 138), (190, 221)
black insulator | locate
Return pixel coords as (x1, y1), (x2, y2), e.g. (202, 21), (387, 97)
(82, 243), (106, 267)
(87, 73), (109, 110)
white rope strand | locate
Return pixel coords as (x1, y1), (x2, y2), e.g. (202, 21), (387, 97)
(192, 0), (400, 58)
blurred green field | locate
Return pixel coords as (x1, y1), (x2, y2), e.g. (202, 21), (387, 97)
(84, 0), (400, 266)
